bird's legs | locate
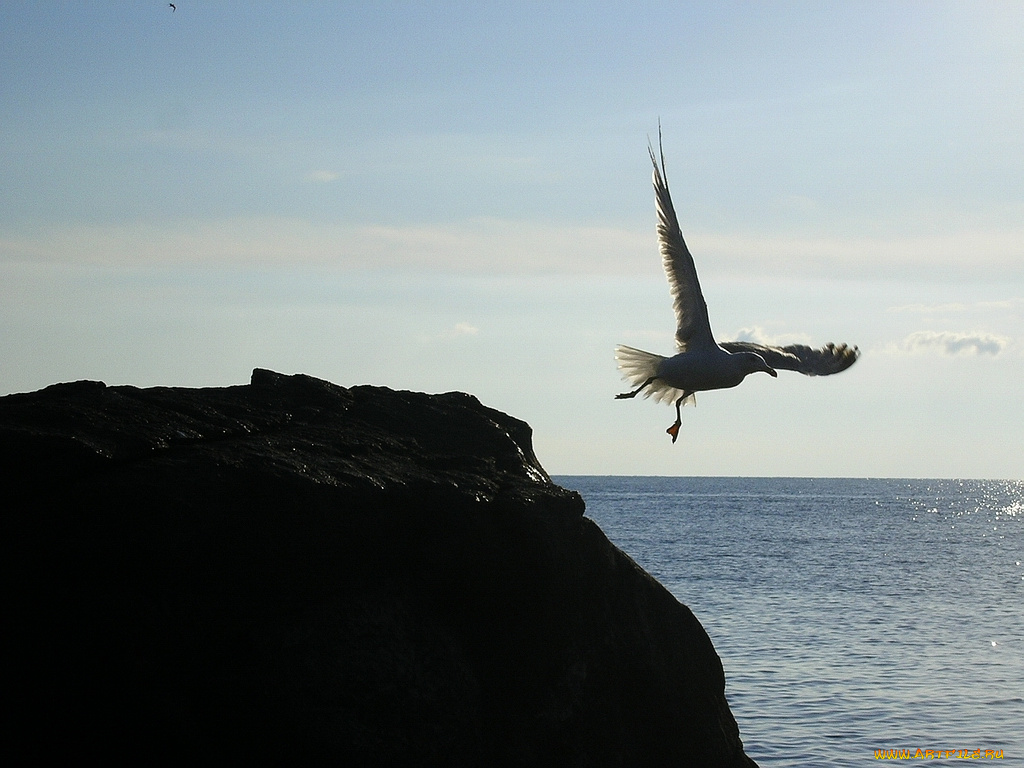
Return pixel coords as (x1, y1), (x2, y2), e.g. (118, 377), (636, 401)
(666, 392), (693, 443)
(616, 379), (692, 444)
(615, 376), (656, 400)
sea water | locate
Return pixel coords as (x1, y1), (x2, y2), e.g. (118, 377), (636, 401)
(554, 477), (1024, 766)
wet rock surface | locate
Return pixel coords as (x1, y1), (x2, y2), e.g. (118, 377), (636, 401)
(3, 369), (756, 766)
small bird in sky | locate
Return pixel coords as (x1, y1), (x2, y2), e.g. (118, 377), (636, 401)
(616, 132), (859, 443)
(169, 3), (175, 11)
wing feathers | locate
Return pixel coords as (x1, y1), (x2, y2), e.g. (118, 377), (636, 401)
(649, 141), (715, 352)
(719, 341), (860, 376)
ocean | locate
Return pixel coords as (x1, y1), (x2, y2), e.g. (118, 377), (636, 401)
(553, 477), (1023, 766)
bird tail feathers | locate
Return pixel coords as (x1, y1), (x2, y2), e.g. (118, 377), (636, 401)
(615, 345), (696, 407)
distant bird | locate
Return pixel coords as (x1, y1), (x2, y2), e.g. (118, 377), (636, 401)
(616, 135), (859, 443)
(169, 3), (175, 10)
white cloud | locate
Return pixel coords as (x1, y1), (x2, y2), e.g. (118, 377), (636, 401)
(414, 321), (482, 345)
(902, 330), (1010, 356)
(731, 325), (812, 346)
(305, 170), (340, 183)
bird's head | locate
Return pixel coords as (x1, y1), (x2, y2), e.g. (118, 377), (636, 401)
(740, 352), (777, 378)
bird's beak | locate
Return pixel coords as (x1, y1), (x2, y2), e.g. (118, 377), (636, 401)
(766, 367), (778, 378)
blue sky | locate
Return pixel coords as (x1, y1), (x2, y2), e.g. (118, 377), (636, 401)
(2, 2), (1022, 477)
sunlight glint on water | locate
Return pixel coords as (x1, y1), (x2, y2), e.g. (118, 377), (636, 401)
(555, 477), (1024, 767)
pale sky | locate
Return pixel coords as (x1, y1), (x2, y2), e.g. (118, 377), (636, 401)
(2, 2), (1022, 478)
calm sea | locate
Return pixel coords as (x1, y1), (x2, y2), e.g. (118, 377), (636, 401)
(554, 477), (1024, 766)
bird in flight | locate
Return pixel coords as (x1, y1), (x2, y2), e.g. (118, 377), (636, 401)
(616, 133), (859, 443)
(169, 3), (175, 10)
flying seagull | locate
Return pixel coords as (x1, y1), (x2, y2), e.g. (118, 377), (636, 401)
(616, 136), (859, 443)
(169, 3), (175, 10)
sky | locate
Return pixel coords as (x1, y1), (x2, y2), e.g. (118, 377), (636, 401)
(2, 1), (1022, 478)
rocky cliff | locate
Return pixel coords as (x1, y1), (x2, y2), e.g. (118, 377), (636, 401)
(2, 369), (757, 766)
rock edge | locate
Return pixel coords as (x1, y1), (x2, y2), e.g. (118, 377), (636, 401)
(3, 369), (757, 767)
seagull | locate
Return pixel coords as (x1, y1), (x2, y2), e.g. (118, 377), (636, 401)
(616, 134), (860, 443)
(169, 3), (175, 10)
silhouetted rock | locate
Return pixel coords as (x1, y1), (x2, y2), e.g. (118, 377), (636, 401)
(2, 370), (757, 766)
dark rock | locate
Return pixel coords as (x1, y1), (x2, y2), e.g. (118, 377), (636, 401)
(2, 369), (757, 766)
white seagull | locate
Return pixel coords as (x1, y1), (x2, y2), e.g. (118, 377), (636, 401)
(616, 137), (860, 443)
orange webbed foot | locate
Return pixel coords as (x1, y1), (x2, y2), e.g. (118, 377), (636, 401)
(666, 422), (681, 443)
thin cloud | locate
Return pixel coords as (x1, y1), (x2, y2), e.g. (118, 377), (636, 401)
(887, 298), (1024, 314)
(0, 217), (649, 274)
(4, 217), (1024, 282)
(695, 229), (1024, 281)
(887, 302), (970, 314)
(903, 331), (1010, 356)
(305, 170), (340, 183)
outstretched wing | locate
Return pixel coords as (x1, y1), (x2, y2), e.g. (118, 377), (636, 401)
(720, 341), (860, 376)
(649, 136), (715, 353)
